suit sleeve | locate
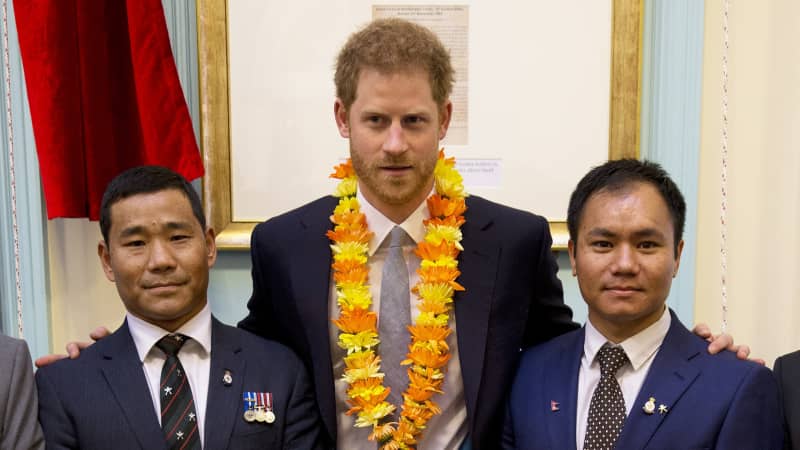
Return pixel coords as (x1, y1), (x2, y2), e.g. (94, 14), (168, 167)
(35, 367), (76, 449)
(238, 223), (280, 341)
(522, 216), (579, 348)
(774, 356), (793, 450)
(282, 354), (325, 449)
(715, 364), (784, 449)
(501, 395), (517, 450)
(1, 339), (44, 450)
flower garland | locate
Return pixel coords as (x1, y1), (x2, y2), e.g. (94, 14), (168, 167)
(328, 149), (467, 449)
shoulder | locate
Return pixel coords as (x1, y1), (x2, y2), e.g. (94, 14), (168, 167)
(775, 349), (800, 372)
(464, 195), (550, 244)
(0, 334), (26, 363)
(517, 327), (582, 372)
(254, 196), (336, 234)
(215, 322), (304, 368)
(466, 195), (548, 226)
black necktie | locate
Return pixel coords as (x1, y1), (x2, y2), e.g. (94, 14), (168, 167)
(584, 344), (629, 450)
(157, 334), (201, 450)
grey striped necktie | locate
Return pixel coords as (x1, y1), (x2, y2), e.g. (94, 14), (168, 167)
(379, 226), (413, 410)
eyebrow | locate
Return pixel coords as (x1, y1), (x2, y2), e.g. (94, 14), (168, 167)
(117, 221), (194, 239)
(586, 227), (667, 240)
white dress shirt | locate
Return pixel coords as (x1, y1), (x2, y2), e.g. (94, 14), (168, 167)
(127, 303), (212, 447)
(576, 307), (671, 449)
(329, 189), (468, 450)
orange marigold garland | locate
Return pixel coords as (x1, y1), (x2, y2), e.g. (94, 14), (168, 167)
(328, 149), (467, 449)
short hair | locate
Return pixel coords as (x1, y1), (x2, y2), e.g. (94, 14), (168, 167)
(567, 159), (686, 255)
(334, 18), (454, 111)
(99, 166), (205, 243)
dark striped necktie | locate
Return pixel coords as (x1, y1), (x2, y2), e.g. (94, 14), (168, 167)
(157, 334), (201, 450)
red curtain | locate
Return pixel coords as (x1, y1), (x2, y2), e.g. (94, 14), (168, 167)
(14, 0), (204, 220)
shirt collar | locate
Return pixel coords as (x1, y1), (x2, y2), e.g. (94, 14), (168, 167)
(127, 303), (212, 362)
(357, 188), (430, 255)
(584, 306), (671, 370)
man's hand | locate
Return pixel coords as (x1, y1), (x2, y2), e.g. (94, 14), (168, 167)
(34, 326), (112, 368)
(692, 323), (763, 365)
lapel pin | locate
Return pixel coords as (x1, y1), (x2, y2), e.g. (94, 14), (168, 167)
(643, 397), (656, 415)
(550, 400), (560, 412)
(658, 404), (668, 414)
(223, 370), (233, 386)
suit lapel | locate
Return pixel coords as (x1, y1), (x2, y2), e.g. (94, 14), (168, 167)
(204, 318), (247, 450)
(100, 322), (166, 450)
(455, 199), (500, 432)
(293, 197), (338, 440)
(615, 312), (701, 449)
(544, 330), (583, 450)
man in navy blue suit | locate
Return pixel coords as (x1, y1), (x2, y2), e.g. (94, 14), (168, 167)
(35, 166), (323, 449)
(503, 159), (783, 449)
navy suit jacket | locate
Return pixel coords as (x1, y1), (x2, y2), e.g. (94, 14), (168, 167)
(503, 310), (783, 449)
(774, 350), (800, 449)
(36, 317), (323, 450)
(238, 195), (578, 449)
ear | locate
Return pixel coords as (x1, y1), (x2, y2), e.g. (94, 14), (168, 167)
(672, 239), (685, 277)
(334, 98), (350, 138)
(97, 240), (116, 282)
(205, 227), (218, 269)
(568, 239), (577, 276)
(437, 100), (453, 140)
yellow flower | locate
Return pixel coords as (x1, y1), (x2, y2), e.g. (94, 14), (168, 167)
(414, 311), (450, 327)
(331, 241), (369, 262)
(424, 224), (464, 250)
(354, 403), (395, 427)
(419, 256), (458, 269)
(343, 356), (384, 383)
(334, 196), (360, 215)
(338, 330), (379, 353)
(334, 177), (358, 197)
(434, 157), (465, 199)
(415, 282), (454, 303)
(336, 283), (372, 310)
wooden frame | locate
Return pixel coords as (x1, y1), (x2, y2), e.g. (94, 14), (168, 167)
(196, 0), (642, 251)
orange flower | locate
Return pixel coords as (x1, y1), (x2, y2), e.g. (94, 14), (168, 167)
(427, 195), (467, 218)
(333, 309), (377, 334)
(327, 227), (372, 244)
(415, 240), (459, 261)
(417, 266), (464, 290)
(409, 325), (452, 342)
(405, 347), (451, 369)
(331, 210), (368, 226)
(423, 214), (465, 229)
(330, 159), (355, 179)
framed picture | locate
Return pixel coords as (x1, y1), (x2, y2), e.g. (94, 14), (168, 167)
(197, 0), (641, 250)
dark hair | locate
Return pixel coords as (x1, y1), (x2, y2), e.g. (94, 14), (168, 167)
(99, 166), (205, 243)
(567, 159), (686, 256)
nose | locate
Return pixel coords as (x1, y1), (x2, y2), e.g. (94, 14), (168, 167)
(610, 244), (639, 275)
(147, 239), (176, 272)
(382, 121), (407, 155)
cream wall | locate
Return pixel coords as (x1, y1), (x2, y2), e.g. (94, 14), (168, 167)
(696, 0), (800, 367)
(47, 220), (125, 346)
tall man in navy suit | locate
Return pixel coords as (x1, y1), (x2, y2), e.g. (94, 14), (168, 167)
(503, 159), (783, 449)
(35, 166), (323, 449)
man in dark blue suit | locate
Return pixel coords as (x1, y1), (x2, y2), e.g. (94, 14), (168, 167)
(237, 18), (578, 450)
(503, 160), (783, 449)
(35, 166), (323, 449)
